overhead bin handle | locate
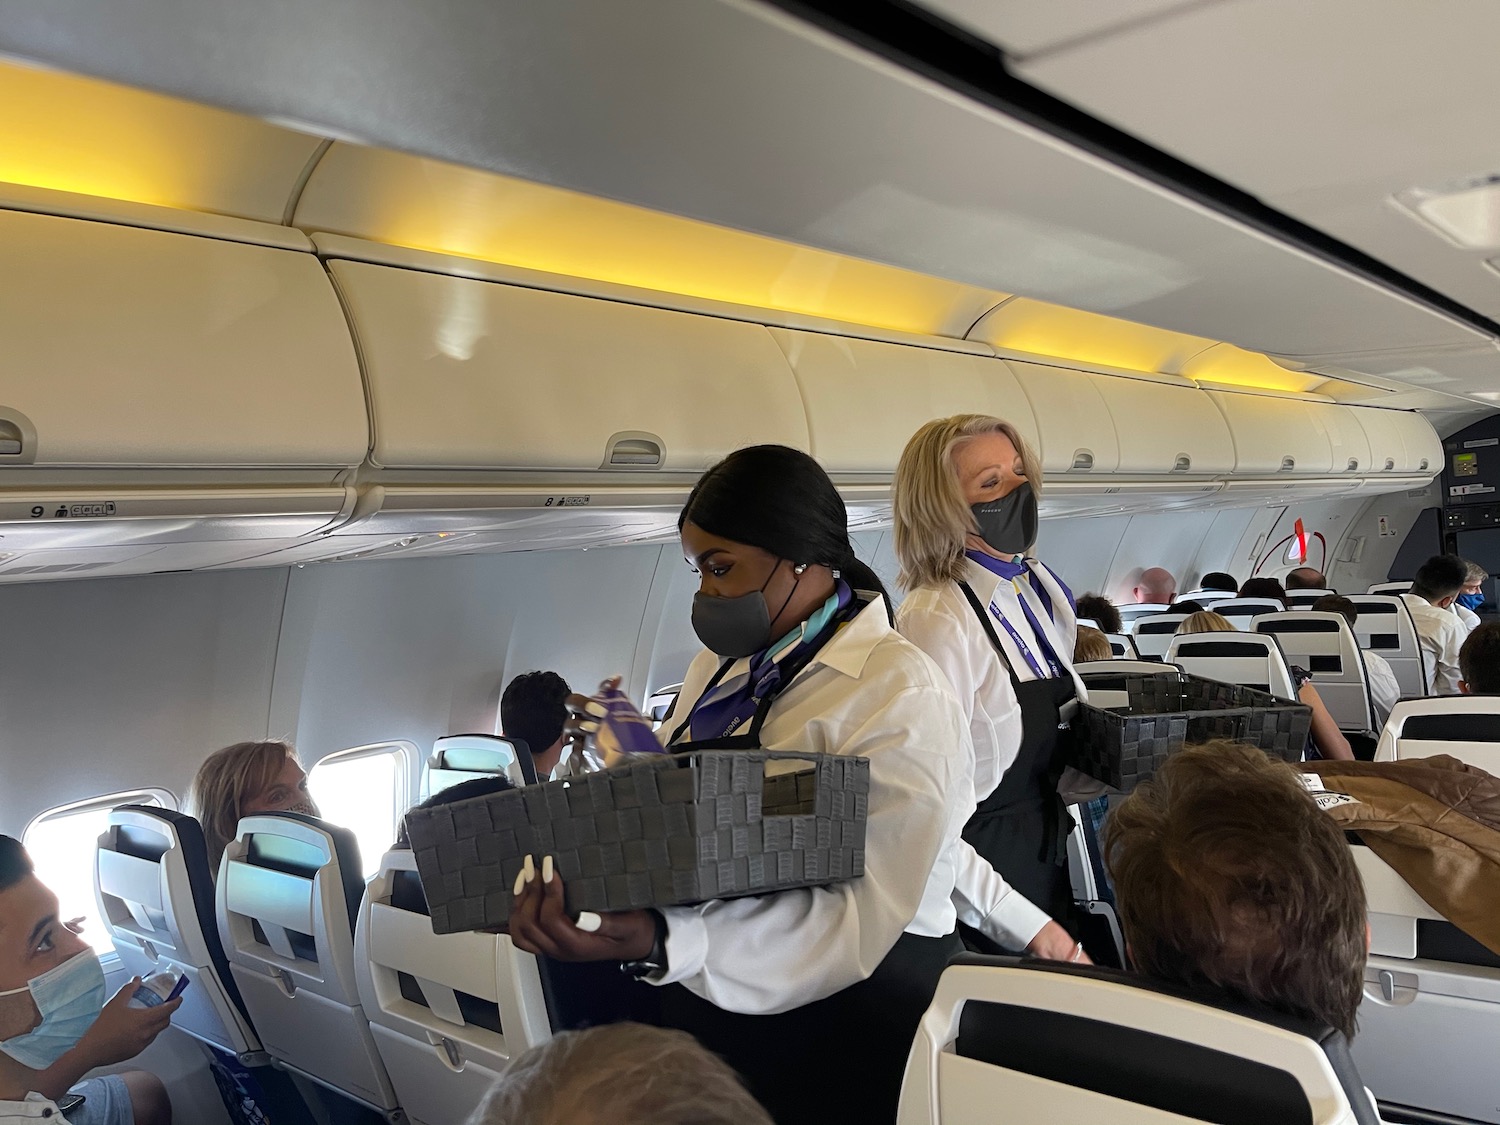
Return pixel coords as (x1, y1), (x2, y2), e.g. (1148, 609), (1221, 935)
(602, 431), (665, 470)
(0, 410), (38, 464)
(1070, 449), (1094, 472)
(1172, 455), (1191, 473)
(1418, 457), (1430, 471)
(1346, 458), (1360, 472)
(1279, 456), (1296, 472)
(1383, 458), (1396, 471)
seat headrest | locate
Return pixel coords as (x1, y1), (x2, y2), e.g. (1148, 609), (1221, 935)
(949, 955), (1377, 1125)
(1403, 712), (1500, 742)
(240, 812), (366, 933)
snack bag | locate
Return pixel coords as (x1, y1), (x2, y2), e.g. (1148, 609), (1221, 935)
(584, 680), (665, 767)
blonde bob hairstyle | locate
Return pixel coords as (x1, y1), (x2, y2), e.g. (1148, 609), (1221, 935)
(187, 739), (304, 866)
(1179, 611), (1237, 634)
(893, 414), (1043, 590)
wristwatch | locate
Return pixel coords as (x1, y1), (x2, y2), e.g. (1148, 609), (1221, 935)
(620, 909), (668, 979)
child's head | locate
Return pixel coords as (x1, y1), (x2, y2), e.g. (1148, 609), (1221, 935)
(1105, 741), (1367, 1037)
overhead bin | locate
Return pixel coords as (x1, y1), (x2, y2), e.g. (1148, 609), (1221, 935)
(1380, 410), (1442, 475)
(1206, 390), (1335, 477)
(1085, 375), (1233, 477)
(327, 259), (808, 474)
(766, 330), (1037, 473)
(0, 209), (366, 470)
(1305, 402), (1372, 476)
(1006, 362), (1119, 475)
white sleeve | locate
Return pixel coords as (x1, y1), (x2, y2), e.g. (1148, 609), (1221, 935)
(950, 839), (1051, 949)
(1434, 623), (1465, 695)
(897, 599), (979, 726)
(1365, 657), (1400, 726)
(652, 683), (968, 1015)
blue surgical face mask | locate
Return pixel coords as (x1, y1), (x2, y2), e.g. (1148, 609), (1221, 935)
(1458, 592), (1485, 611)
(0, 949), (107, 1069)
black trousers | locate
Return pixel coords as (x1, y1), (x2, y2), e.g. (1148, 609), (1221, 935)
(661, 930), (963, 1125)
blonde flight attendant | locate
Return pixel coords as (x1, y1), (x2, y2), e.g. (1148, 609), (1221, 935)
(894, 415), (1087, 948)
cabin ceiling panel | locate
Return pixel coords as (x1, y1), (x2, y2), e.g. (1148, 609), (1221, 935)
(0, 0), (1485, 362)
(0, 59), (321, 223)
(913, 0), (1212, 57)
(1015, 0), (1500, 340)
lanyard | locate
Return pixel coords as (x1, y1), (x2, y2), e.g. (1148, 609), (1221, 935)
(987, 589), (1061, 679)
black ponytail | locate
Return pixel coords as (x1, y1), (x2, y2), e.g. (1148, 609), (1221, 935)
(680, 445), (893, 616)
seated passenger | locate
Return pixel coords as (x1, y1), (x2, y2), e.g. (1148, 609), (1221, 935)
(500, 671), (598, 782)
(1198, 571), (1238, 593)
(1075, 593), (1122, 635)
(1105, 740), (1367, 1039)
(1313, 595), (1399, 727)
(0, 836), (179, 1125)
(1460, 621), (1500, 694)
(1178, 614), (1352, 760)
(186, 740), (320, 872)
(1401, 556), (1468, 695)
(1286, 567), (1328, 591)
(1166, 600), (1204, 615)
(1073, 626), (1112, 664)
(1237, 576), (1287, 605)
(467, 1023), (772, 1125)
(1456, 560), (1487, 633)
(1132, 567), (1176, 605)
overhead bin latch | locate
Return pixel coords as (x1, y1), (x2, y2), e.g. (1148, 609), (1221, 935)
(1383, 458), (1396, 471)
(602, 431), (664, 470)
(1346, 458), (1360, 472)
(1172, 455), (1191, 473)
(1070, 450), (1094, 472)
(1279, 456), (1296, 472)
(0, 411), (37, 463)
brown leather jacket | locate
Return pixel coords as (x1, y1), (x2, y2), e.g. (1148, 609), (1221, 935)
(1298, 756), (1500, 955)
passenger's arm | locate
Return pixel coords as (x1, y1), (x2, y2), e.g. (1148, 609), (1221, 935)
(1434, 629), (1464, 695)
(0, 982), (180, 1101)
(1300, 683), (1354, 761)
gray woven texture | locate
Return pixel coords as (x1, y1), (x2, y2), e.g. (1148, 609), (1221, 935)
(1073, 672), (1313, 791)
(405, 751), (870, 934)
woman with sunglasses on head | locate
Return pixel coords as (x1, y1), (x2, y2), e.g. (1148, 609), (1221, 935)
(505, 444), (978, 1125)
(892, 415), (1094, 960)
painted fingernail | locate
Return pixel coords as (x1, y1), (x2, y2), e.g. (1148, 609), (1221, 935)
(542, 855), (554, 884)
(584, 701), (607, 717)
(576, 912), (602, 933)
(513, 868), (527, 896)
(523, 855), (535, 885)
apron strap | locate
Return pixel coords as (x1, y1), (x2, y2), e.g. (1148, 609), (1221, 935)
(957, 580), (1025, 692)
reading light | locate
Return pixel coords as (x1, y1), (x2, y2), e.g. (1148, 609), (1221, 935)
(1395, 175), (1500, 251)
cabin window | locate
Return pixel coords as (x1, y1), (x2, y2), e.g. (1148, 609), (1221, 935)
(23, 788), (176, 959)
(308, 742), (414, 878)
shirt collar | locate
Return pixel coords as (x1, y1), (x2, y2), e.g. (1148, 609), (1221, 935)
(806, 594), (891, 681)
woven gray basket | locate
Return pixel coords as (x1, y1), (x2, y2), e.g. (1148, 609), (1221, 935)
(405, 750), (870, 934)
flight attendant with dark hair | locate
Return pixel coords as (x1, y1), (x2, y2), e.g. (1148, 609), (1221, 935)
(505, 444), (975, 1125)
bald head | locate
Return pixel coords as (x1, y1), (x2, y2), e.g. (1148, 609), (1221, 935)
(1133, 567), (1176, 605)
(1286, 567), (1327, 591)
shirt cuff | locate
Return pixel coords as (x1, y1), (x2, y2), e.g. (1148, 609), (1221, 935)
(985, 892), (1052, 951)
(649, 906), (707, 986)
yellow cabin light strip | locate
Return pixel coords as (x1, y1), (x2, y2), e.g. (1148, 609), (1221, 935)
(0, 59), (1355, 395)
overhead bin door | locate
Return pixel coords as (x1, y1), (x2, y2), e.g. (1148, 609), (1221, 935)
(1306, 402), (1372, 476)
(0, 209), (366, 468)
(1385, 410), (1441, 476)
(1207, 390), (1335, 476)
(767, 330), (1037, 473)
(1006, 361), (1120, 475)
(1086, 375), (1232, 476)
(330, 261), (808, 472)
(1353, 407), (1412, 475)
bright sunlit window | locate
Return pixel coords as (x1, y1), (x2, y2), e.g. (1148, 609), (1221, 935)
(308, 742), (412, 878)
(23, 789), (175, 958)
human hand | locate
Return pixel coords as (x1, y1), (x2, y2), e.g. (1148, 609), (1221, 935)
(505, 855), (657, 963)
(1026, 921), (1092, 965)
(77, 980), (182, 1066)
(561, 676), (622, 752)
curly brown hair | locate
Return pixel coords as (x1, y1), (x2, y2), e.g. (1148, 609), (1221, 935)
(1104, 740), (1367, 1037)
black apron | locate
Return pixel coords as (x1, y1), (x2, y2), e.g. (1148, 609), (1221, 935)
(957, 579), (1077, 950)
(660, 599), (963, 1125)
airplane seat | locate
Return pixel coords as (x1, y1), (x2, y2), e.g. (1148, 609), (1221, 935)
(94, 805), (264, 1060)
(354, 848), (551, 1125)
(1345, 595), (1428, 698)
(645, 681), (684, 726)
(1075, 617), (1100, 630)
(1340, 707), (1500, 1122)
(1131, 614), (1189, 661)
(1103, 633), (1139, 659)
(897, 955), (1378, 1125)
(1286, 588), (1338, 610)
(1180, 589), (1236, 606)
(1255, 612), (1376, 733)
(1076, 661), (1183, 709)
(1117, 603), (1169, 631)
(422, 733), (536, 800)
(218, 813), (402, 1118)
(1368, 581), (1413, 595)
(1164, 632), (1299, 701)
(1207, 597), (1285, 627)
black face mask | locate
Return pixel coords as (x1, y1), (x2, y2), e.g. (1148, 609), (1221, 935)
(692, 559), (799, 658)
(970, 481), (1037, 556)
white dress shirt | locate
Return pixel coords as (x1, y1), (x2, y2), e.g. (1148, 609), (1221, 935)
(1362, 650), (1401, 728)
(652, 596), (980, 1015)
(1456, 603), (1481, 634)
(1401, 592), (1467, 695)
